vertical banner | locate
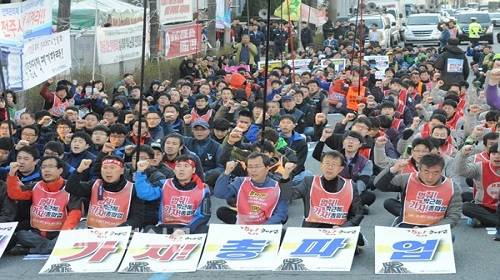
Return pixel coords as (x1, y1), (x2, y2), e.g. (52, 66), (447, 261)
(215, 0), (232, 29)
(119, 233), (206, 273)
(96, 22), (150, 65)
(40, 227), (132, 274)
(198, 224), (282, 271)
(375, 225), (456, 274)
(22, 30), (71, 90)
(275, 227), (360, 271)
(0, 46), (23, 90)
(0, 0), (53, 45)
(0, 222), (18, 259)
(157, 0), (193, 25)
(163, 23), (201, 59)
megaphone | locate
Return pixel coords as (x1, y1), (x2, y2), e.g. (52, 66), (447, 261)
(259, 9), (268, 20)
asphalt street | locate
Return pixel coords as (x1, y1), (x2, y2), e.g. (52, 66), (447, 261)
(0, 33), (498, 280)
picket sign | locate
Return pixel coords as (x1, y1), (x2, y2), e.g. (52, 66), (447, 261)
(0, 222), (18, 259)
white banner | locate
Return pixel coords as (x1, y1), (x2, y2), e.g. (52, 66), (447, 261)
(198, 224), (282, 271)
(363, 55), (389, 79)
(158, 0), (193, 25)
(258, 59), (311, 73)
(22, 30), (71, 90)
(119, 232), (206, 273)
(0, 0), (53, 45)
(40, 227), (131, 274)
(375, 225), (456, 274)
(96, 22), (149, 65)
(275, 227), (360, 271)
(0, 222), (18, 259)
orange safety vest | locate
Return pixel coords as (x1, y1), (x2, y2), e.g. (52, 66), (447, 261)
(161, 178), (206, 225)
(402, 173), (454, 226)
(236, 177), (280, 225)
(480, 160), (500, 210)
(345, 85), (366, 111)
(30, 182), (70, 232)
(87, 179), (133, 228)
(305, 176), (353, 225)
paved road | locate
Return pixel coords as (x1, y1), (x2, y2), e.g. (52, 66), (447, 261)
(0, 33), (499, 280)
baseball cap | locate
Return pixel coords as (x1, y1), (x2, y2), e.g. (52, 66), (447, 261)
(191, 119), (210, 129)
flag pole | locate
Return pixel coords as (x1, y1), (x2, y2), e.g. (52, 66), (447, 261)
(261, 0), (273, 146)
(136, 0), (148, 166)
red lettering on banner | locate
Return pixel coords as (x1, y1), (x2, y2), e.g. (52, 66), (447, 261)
(60, 241), (119, 263)
(133, 243), (198, 262)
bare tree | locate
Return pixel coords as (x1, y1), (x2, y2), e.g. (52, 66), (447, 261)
(149, 0), (160, 59)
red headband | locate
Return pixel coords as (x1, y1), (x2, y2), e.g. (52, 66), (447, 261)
(175, 159), (196, 168)
(102, 159), (124, 168)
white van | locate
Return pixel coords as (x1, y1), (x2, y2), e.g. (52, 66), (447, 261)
(349, 14), (398, 48)
(403, 13), (443, 46)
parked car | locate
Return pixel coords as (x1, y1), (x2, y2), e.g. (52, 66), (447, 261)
(403, 13), (442, 46)
(349, 14), (399, 48)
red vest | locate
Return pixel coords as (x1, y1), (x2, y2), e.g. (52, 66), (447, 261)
(236, 177), (280, 225)
(191, 108), (213, 123)
(87, 180), (133, 228)
(31, 182), (70, 232)
(305, 176), (353, 225)
(396, 89), (408, 115)
(401, 160), (418, 174)
(480, 161), (500, 210)
(402, 173), (454, 226)
(474, 151), (490, 163)
(49, 95), (70, 117)
(391, 118), (403, 131)
(161, 178), (206, 225)
(359, 147), (371, 159)
(421, 122), (431, 138)
(439, 140), (455, 156)
(446, 113), (462, 130)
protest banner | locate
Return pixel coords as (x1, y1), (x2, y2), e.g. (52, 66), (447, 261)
(216, 0), (231, 29)
(40, 227), (131, 274)
(375, 224), (456, 274)
(96, 22), (149, 65)
(157, 0), (193, 25)
(163, 23), (202, 59)
(224, 65), (250, 73)
(119, 233), (206, 273)
(320, 58), (347, 72)
(363, 55), (389, 79)
(258, 59), (311, 73)
(198, 224), (282, 271)
(275, 227), (360, 271)
(0, 0), (53, 45)
(22, 30), (71, 90)
(0, 222), (18, 259)
(300, 4), (327, 26)
(0, 45), (23, 90)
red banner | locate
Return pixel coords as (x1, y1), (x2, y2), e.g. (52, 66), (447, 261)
(163, 23), (201, 59)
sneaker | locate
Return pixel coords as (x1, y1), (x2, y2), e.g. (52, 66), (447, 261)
(466, 218), (482, 227)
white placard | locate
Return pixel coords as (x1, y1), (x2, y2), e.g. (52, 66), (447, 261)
(119, 232), (206, 273)
(0, 222), (18, 259)
(40, 227), (131, 274)
(275, 226), (360, 271)
(96, 22), (149, 65)
(157, 0), (193, 25)
(375, 224), (456, 274)
(198, 224), (282, 271)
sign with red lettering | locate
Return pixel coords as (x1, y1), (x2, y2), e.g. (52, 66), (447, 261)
(119, 232), (206, 273)
(157, 0), (193, 25)
(0, 0), (53, 45)
(163, 23), (201, 59)
(39, 227), (131, 274)
(96, 21), (150, 65)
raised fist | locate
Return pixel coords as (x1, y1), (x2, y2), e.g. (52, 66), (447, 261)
(136, 160), (150, 172)
(77, 159), (93, 173)
(224, 160), (238, 175)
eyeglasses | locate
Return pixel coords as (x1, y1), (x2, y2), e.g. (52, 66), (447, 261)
(247, 165), (265, 170)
